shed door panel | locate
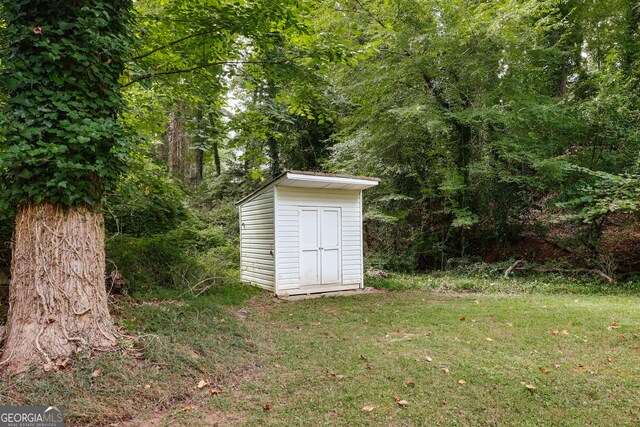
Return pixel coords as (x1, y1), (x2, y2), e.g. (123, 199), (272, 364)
(299, 208), (320, 285)
(298, 206), (342, 286)
(320, 208), (341, 284)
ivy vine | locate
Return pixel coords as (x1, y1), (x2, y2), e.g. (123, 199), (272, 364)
(0, 0), (135, 207)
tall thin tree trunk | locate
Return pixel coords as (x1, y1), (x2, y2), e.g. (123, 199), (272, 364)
(0, 204), (118, 373)
(267, 136), (281, 178)
(194, 106), (204, 183)
(212, 141), (221, 176)
(169, 109), (184, 179)
(209, 112), (221, 176)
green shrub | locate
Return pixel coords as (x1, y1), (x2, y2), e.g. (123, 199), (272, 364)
(105, 219), (237, 296)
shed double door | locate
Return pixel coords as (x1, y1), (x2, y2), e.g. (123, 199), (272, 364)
(299, 207), (341, 286)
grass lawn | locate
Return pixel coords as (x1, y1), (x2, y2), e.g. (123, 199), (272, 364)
(1, 275), (639, 426)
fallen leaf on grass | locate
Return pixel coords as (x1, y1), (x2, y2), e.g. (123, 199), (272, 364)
(91, 369), (101, 378)
(460, 316), (466, 321)
(197, 380), (210, 389)
(211, 386), (223, 396)
(553, 363), (561, 368)
(609, 322), (621, 330)
(506, 322), (513, 327)
(562, 330), (570, 335)
(539, 367), (549, 374)
(274, 363), (280, 368)
(442, 367), (450, 374)
(362, 405), (375, 412)
(521, 382), (536, 391)
(607, 358), (612, 363)
(182, 407), (192, 412)
(406, 380), (415, 387)
(144, 384), (151, 389)
(486, 338), (494, 342)
(263, 404), (270, 411)
(393, 396), (408, 408)
(458, 379), (466, 385)
(425, 356), (433, 363)
(551, 330), (559, 336)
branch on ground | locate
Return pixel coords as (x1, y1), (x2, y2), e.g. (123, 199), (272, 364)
(504, 260), (614, 284)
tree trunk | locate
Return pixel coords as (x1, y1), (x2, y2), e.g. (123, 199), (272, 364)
(0, 204), (118, 373)
(213, 141), (221, 176)
(267, 136), (281, 178)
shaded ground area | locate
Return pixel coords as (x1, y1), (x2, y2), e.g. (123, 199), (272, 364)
(1, 276), (639, 426)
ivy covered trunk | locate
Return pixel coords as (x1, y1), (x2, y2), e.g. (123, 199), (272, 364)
(0, 204), (118, 372)
(0, 1), (134, 373)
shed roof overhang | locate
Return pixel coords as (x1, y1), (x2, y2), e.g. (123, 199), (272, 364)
(236, 170), (380, 206)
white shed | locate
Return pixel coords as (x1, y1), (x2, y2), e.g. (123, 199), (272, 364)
(236, 170), (380, 297)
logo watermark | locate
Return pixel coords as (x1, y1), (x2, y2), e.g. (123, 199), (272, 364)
(0, 405), (64, 427)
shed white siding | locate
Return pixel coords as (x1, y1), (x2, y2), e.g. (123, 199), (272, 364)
(275, 186), (363, 291)
(239, 186), (275, 289)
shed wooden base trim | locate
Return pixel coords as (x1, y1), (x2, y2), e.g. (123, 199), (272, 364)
(276, 284), (363, 298)
(277, 286), (374, 300)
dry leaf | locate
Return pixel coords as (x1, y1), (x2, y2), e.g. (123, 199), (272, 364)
(182, 407), (192, 412)
(525, 383), (536, 391)
(474, 300), (480, 305)
(539, 367), (549, 374)
(553, 363), (561, 368)
(274, 363), (280, 368)
(442, 367), (450, 374)
(144, 384), (151, 389)
(607, 358), (612, 363)
(458, 379), (466, 385)
(551, 330), (559, 336)
(393, 395), (401, 402)
(609, 322), (621, 329)
(506, 322), (513, 327)
(197, 380), (209, 389)
(460, 316), (466, 321)
(406, 380), (415, 387)
(486, 338), (494, 342)
(263, 404), (271, 411)
(211, 386), (223, 396)
(362, 405), (375, 412)
(562, 330), (570, 335)
(91, 369), (101, 378)
(396, 400), (408, 407)
(425, 356), (433, 363)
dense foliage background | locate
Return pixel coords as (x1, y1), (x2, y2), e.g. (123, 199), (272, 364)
(2, 0), (639, 288)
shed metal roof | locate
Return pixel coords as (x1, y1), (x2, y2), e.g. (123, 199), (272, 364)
(236, 170), (380, 206)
